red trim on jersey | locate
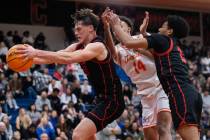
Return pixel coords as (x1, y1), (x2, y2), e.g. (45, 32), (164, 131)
(143, 124), (157, 129)
(98, 64), (107, 99)
(159, 53), (185, 122)
(89, 112), (102, 120)
(177, 123), (199, 131)
(158, 56), (163, 75)
(158, 108), (171, 113)
(167, 54), (187, 120)
(165, 74), (184, 120)
(108, 62), (114, 89)
(104, 95), (120, 121)
(101, 101), (112, 129)
(153, 38), (173, 56)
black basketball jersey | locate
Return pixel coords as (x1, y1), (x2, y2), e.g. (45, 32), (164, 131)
(147, 34), (192, 94)
(76, 36), (122, 98)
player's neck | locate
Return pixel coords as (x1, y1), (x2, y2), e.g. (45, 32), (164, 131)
(83, 32), (97, 46)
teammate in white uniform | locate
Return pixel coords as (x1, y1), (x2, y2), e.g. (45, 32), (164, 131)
(102, 9), (172, 140)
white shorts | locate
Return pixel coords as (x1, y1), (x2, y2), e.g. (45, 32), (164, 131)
(140, 87), (170, 128)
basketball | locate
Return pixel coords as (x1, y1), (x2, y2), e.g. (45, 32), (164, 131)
(6, 44), (33, 72)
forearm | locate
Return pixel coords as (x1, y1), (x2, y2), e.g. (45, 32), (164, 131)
(104, 25), (118, 60)
(112, 24), (148, 49)
(33, 57), (54, 64)
(112, 24), (133, 46)
(35, 49), (73, 64)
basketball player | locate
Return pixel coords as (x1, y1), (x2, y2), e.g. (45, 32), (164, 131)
(107, 11), (203, 140)
(102, 9), (172, 140)
(16, 9), (125, 140)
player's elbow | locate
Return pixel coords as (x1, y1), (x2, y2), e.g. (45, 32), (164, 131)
(123, 40), (136, 48)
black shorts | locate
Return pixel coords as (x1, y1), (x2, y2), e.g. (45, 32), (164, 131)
(168, 84), (203, 130)
(86, 94), (125, 131)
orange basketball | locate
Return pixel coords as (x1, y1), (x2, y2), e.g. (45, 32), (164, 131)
(6, 44), (33, 72)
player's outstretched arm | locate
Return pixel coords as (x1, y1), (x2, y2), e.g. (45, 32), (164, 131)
(108, 12), (148, 50)
(20, 43), (78, 64)
(102, 7), (119, 63)
(33, 58), (54, 64)
(16, 43), (105, 64)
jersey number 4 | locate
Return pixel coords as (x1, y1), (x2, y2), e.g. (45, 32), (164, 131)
(133, 59), (146, 73)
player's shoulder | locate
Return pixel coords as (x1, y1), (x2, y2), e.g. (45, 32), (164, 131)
(88, 42), (105, 47)
(150, 33), (170, 41)
(86, 42), (106, 53)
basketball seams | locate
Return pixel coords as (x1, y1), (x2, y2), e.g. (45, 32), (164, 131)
(6, 44), (33, 72)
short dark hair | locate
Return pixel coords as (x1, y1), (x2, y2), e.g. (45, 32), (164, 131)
(167, 15), (190, 39)
(119, 16), (134, 34)
(72, 8), (99, 30)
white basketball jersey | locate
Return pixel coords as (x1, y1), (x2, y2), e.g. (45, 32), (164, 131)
(116, 43), (162, 95)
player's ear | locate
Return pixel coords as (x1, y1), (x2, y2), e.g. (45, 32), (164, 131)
(128, 27), (131, 33)
(167, 29), (173, 36)
(89, 25), (95, 32)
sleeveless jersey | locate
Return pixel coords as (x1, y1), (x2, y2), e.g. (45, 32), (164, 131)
(153, 37), (192, 95)
(76, 36), (122, 98)
(116, 44), (161, 95)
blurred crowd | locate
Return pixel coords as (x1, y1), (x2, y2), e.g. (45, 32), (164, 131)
(0, 26), (210, 140)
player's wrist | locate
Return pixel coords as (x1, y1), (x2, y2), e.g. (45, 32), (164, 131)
(33, 49), (38, 58)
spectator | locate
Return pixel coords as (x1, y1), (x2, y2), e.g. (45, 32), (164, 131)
(16, 108), (32, 139)
(0, 106), (6, 121)
(0, 91), (7, 114)
(42, 104), (51, 115)
(22, 75), (37, 99)
(71, 79), (82, 98)
(60, 85), (77, 108)
(9, 73), (23, 98)
(0, 72), (8, 93)
(48, 88), (61, 113)
(123, 84), (133, 101)
(202, 90), (210, 113)
(35, 89), (52, 112)
(129, 122), (144, 140)
(131, 88), (141, 108)
(123, 134), (134, 140)
(36, 114), (55, 140)
(12, 131), (21, 140)
(28, 124), (38, 139)
(200, 51), (210, 74)
(13, 30), (22, 45)
(48, 79), (62, 95)
(34, 32), (48, 50)
(32, 68), (52, 93)
(120, 119), (132, 139)
(58, 131), (68, 140)
(60, 78), (69, 95)
(27, 104), (41, 124)
(56, 114), (72, 139)
(40, 133), (49, 140)
(97, 120), (121, 140)
(80, 80), (92, 103)
(0, 122), (8, 140)
(2, 115), (13, 140)
(5, 31), (13, 48)
(0, 41), (8, 56)
(22, 30), (34, 45)
(6, 91), (19, 114)
(49, 110), (58, 129)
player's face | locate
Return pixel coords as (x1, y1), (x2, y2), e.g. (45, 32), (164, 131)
(158, 21), (170, 36)
(114, 20), (131, 41)
(121, 21), (131, 34)
(74, 21), (92, 44)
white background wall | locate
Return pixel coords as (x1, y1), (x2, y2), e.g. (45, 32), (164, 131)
(0, 23), (66, 50)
